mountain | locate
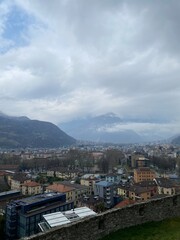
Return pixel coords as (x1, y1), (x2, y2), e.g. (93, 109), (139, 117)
(59, 113), (143, 144)
(0, 114), (76, 148)
(171, 134), (180, 145)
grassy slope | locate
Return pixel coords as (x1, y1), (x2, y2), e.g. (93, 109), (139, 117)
(101, 217), (180, 240)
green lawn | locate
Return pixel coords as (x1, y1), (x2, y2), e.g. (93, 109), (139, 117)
(101, 218), (180, 240)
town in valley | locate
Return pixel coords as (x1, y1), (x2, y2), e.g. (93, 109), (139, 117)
(0, 142), (179, 239)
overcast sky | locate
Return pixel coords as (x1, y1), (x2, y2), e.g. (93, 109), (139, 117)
(0, 0), (180, 136)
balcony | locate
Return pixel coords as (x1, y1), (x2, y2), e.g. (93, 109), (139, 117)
(9, 218), (16, 223)
(106, 196), (111, 200)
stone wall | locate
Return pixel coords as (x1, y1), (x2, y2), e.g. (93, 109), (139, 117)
(23, 194), (180, 240)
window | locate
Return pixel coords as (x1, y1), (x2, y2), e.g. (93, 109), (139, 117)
(36, 214), (40, 222)
(30, 217), (35, 224)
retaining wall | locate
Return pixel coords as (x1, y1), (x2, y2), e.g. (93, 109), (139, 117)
(23, 194), (180, 240)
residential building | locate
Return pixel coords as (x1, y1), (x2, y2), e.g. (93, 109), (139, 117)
(128, 154), (150, 168)
(46, 170), (55, 177)
(128, 186), (152, 201)
(105, 173), (120, 183)
(134, 180), (157, 196)
(117, 181), (157, 201)
(134, 167), (156, 183)
(80, 175), (100, 194)
(117, 184), (130, 198)
(10, 173), (31, 191)
(136, 157), (150, 168)
(154, 177), (176, 195)
(55, 168), (79, 180)
(46, 183), (75, 201)
(55, 181), (90, 206)
(21, 181), (42, 195)
(5, 192), (74, 239)
(4, 171), (14, 186)
(94, 181), (114, 208)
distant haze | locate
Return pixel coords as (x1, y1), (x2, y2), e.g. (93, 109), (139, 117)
(0, 1), (180, 137)
(59, 113), (177, 142)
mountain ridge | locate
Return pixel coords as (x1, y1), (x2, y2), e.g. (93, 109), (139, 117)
(59, 113), (143, 144)
(0, 113), (75, 148)
(171, 134), (180, 145)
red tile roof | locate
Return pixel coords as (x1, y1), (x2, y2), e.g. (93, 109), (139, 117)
(115, 199), (136, 208)
(46, 183), (74, 193)
(22, 181), (41, 187)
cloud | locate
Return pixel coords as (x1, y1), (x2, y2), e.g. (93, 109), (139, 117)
(97, 121), (180, 140)
(0, 0), (180, 138)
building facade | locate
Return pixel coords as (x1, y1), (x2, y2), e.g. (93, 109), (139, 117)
(105, 173), (120, 183)
(5, 193), (74, 239)
(60, 181), (90, 206)
(94, 181), (114, 208)
(80, 176), (99, 194)
(128, 186), (152, 201)
(46, 183), (75, 202)
(128, 154), (150, 168)
(10, 173), (30, 191)
(154, 178), (176, 195)
(134, 168), (156, 183)
(21, 181), (42, 195)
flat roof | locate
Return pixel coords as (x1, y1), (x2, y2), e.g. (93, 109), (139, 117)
(42, 207), (96, 229)
(14, 192), (64, 205)
(95, 181), (114, 187)
(0, 190), (20, 197)
(43, 212), (71, 227)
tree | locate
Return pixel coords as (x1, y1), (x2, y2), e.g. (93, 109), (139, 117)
(150, 156), (176, 171)
(98, 158), (109, 173)
(95, 202), (106, 213)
